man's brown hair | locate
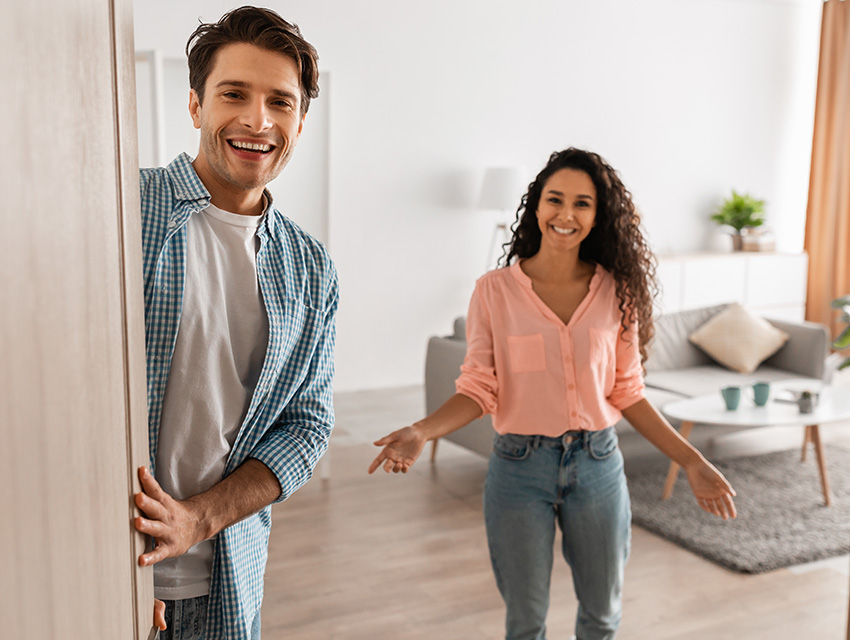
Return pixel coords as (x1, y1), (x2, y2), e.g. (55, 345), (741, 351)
(186, 6), (319, 116)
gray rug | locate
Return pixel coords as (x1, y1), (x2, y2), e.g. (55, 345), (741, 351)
(626, 445), (850, 573)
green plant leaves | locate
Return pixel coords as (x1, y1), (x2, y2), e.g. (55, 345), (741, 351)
(832, 296), (850, 371)
(834, 325), (850, 351)
(710, 189), (767, 232)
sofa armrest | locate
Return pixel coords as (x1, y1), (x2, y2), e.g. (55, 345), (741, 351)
(452, 316), (466, 340)
(763, 318), (830, 380)
(424, 334), (495, 457)
(424, 336), (466, 414)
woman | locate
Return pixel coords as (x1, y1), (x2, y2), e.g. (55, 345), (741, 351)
(368, 148), (736, 640)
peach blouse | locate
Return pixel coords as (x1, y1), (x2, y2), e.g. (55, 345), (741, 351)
(455, 262), (645, 436)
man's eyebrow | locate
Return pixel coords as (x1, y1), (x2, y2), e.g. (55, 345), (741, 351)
(215, 80), (299, 101)
(216, 80), (249, 90)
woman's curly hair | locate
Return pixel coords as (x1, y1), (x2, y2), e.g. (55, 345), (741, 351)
(501, 148), (659, 364)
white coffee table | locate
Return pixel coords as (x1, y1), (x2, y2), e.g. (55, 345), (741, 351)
(659, 381), (850, 506)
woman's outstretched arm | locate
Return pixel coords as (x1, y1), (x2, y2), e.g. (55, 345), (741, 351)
(621, 398), (737, 520)
(368, 393), (483, 474)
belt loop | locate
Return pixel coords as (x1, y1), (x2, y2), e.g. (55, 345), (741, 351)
(532, 434), (542, 450)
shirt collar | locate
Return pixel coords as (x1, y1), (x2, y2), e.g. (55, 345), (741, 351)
(510, 259), (603, 291)
(164, 153), (277, 234)
(166, 153), (210, 204)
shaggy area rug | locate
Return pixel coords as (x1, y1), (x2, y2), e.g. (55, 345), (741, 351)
(626, 445), (850, 573)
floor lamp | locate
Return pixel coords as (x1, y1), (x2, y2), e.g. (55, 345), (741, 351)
(479, 166), (525, 270)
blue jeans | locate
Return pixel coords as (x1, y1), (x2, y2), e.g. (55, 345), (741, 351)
(159, 596), (208, 640)
(158, 596), (262, 640)
(484, 427), (631, 640)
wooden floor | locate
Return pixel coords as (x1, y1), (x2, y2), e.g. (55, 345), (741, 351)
(263, 386), (850, 640)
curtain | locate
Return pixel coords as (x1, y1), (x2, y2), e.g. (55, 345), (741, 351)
(804, 0), (850, 338)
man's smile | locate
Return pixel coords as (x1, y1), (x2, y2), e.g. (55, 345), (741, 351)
(227, 139), (275, 155)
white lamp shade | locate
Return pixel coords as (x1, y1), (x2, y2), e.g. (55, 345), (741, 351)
(479, 166), (525, 211)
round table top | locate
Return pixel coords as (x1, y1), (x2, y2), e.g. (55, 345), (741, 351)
(661, 380), (850, 428)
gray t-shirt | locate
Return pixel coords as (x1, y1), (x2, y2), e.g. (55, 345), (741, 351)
(154, 202), (269, 600)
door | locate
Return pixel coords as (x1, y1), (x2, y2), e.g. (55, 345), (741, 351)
(0, 1), (153, 638)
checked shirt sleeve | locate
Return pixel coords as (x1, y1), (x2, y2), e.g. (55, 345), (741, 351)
(250, 272), (339, 503)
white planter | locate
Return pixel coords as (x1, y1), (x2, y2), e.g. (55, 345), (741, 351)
(824, 352), (850, 389)
(831, 364), (850, 390)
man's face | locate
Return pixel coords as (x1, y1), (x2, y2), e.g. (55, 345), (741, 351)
(189, 42), (305, 197)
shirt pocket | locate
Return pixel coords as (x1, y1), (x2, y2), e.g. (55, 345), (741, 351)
(506, 334), (546, 373)
(588, 328), (617, 393)
(280, 297), (323, 352)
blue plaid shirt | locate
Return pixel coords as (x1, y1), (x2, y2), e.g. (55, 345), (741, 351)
(140, 154), (337, 639)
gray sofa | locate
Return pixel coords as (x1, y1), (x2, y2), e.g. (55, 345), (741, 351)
(425, 304), (830, 461)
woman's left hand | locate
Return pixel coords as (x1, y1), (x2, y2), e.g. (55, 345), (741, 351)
(684, 460), (737, 519)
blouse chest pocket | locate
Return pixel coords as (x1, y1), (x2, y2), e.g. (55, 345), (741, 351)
(588, 328), (617, 392)
(507, 334), (546, 373)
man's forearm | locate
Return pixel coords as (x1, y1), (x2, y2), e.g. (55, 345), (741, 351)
(185, 458), (281, 540)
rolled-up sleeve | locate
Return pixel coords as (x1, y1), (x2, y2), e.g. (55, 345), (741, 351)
(607, 317), (645, 410)
(455, 282), (499, 416)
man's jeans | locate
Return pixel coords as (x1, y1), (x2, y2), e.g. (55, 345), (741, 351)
(484, 427), (631, 640)
(158, 596), (262, 640)
(159, 596), (208, 640)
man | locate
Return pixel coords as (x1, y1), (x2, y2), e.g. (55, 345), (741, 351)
(132, 7), (336, 639)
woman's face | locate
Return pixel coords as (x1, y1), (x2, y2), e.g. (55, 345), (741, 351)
(535, 168), (597, 256)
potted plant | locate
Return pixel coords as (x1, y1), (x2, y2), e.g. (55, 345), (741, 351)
(711, 190), (766, 250)
(832, 295), (850, 370)
(797, 390), (816, 414)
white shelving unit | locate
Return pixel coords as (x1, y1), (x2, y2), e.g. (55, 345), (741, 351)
(656, 252), (808, 321)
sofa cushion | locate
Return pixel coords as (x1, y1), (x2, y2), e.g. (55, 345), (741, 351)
(645, 304), (727, 372)
(613, 386), (691, 433)
(687, 303), (789, 373)
(644, 365), (817, 399)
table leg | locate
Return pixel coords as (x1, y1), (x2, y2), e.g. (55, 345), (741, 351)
(430, 437), (439, 462)
(801, 425), (812, 462)
(809, 424), (832, 507)
(317, 445), (331, 481)
(662, 421), (694, 500)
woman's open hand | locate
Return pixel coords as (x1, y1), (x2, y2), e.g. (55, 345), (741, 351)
(368, 426), (427, 474)
(684, 459), (737, 519)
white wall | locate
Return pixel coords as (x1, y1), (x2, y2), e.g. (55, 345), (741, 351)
(133, 0), (823, 392)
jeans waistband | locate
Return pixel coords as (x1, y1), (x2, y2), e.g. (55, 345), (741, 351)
(530, 430), (590, 449)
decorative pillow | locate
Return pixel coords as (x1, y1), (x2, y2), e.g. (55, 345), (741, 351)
(688, 303), (789, 374)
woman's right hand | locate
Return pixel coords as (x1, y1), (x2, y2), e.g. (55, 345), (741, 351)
(368, 426), (427, 474)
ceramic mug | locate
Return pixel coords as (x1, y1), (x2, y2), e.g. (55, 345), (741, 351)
(752, 381), (770, 407)
(721, 386), (741, 411)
